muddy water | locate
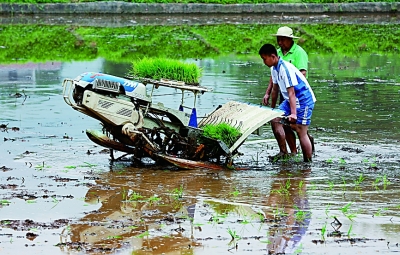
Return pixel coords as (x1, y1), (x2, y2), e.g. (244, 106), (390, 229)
(1, 54), (400, 254)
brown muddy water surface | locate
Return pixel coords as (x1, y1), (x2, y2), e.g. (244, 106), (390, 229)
(1, 17), (400, 254)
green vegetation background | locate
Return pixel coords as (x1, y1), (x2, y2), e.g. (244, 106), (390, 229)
(1, 24), (398, 63)
(3, 0), (398, 4)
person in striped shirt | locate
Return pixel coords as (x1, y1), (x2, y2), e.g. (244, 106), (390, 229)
(259, 43), (316, 162)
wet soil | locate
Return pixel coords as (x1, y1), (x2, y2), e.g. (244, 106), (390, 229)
(1, 12), (399, 27)
(1, 114), (400, 254)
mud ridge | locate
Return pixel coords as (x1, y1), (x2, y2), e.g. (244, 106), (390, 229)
(0, 2), (399, 14)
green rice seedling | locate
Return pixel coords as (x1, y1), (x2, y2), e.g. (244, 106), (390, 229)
(121, 187), (127, 200)
(293, 243), (303, 254)
(147, 195), (161, 204)
(307, 181), (317, 194)
(272, 206), (289, 219)
(346, 213), (357, 222)
(294, 206), (311, 222)
(171, 184), (184, 199)
(293, 152), (303, 162)
(227, 227), (240, 241)
(326, 157), (334, 164)
(129, 57), (202, 84)
(325, 204), (331, 217)
(135, 231), (149, 238)
(373, 208), (388, 217)
(382, 175), (391, 190)
(372, 176), (381, 190)
(230, 187), (241, 197)
(327, 180), (334, 191)
(128, 191), (144, 201)
(347, 223), (353, 238)
(340, 202), (357, 221)
(250, 211), (265, 223)
(340, 202), (353, 215)
(239, 218), (250, 225)
(339, 158), (346, 165)
(51, 197), (60, 209)
(79, 162), (97, 168)
(271, 179), (291, 195)
(298, 180), (304, 190)
(35, 162), (51, 171)
(341, 177), (347, 192)
(201, 123), (241, 148)
(354, 173), (365, 191)
(370, 157), (378, 168)
(209, 213), (228, 225)
(0, 200), (11, 205)
(321, 222), (326, 240)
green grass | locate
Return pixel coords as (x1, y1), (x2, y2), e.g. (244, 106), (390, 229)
(201, 123), (241, 147)
(129, 57), (202, 84)
(2, 0), (398, 4)
(1, 24), (399, 64)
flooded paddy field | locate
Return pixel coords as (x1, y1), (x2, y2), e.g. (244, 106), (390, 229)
(1, 14), (400, 255)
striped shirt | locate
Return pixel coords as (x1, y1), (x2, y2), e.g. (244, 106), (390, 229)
(271, 58), (316, 105)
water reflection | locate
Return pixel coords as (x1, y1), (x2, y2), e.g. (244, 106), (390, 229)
(265, 168), (310, 254)
(60, 164), (313, 254)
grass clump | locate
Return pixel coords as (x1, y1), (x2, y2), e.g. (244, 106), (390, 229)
(129, 57), (202, 84)
(202, 123), (241, 147)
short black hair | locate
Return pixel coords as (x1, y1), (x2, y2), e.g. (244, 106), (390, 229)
(258, 43), (277, 56)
